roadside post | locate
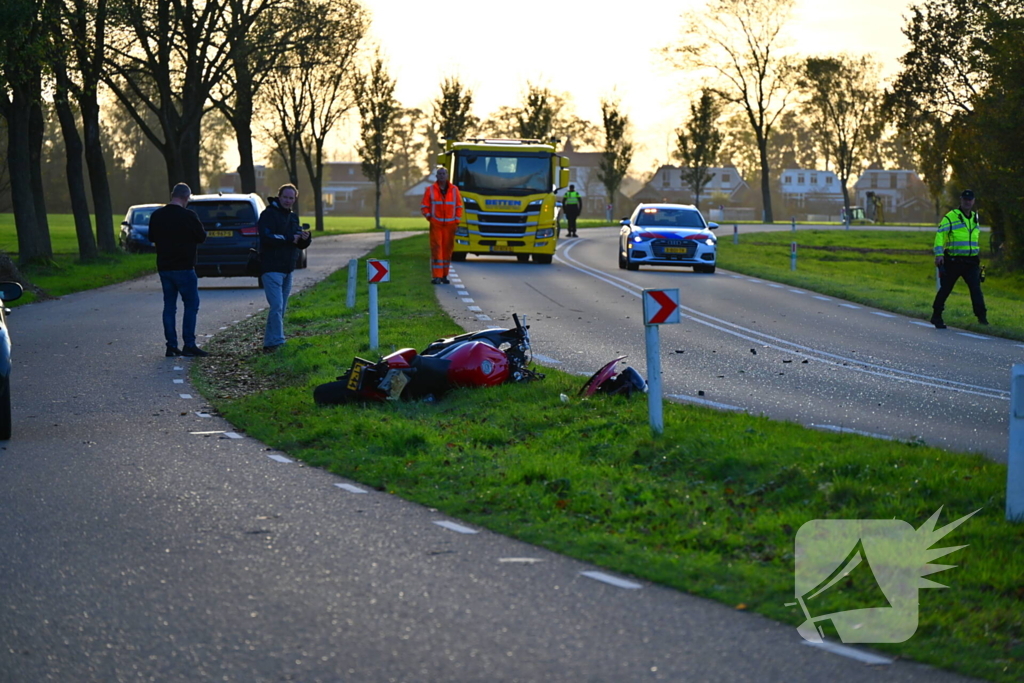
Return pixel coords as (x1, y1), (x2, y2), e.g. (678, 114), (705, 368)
(346, 259), (358, 308)
(367, 259), (389, 349)
(1008, 365), (1024, 521)
(791, 242), (797, 271)
(642, 288), (680, 436)
(385, 229), (391, 256)
(791, 217), (796, 232)
(733, 224), (738, 245)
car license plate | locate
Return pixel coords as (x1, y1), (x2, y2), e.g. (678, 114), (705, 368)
(207, 230), (233, 237)
(663, 247), (689, 254)
(490, 246), (513, 253)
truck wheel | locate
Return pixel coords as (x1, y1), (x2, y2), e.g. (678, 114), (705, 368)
(517, 254), (530, 263)
(533, 254), (553, 264)
(452, 252), (467, 262)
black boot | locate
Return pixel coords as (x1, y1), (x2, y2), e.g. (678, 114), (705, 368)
(930, 311), (947, 329)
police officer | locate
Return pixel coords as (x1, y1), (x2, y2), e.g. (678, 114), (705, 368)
(563, 184), (582, 237)
(931, 189), (987, 329)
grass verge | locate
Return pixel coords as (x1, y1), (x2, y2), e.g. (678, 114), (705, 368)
(717, 229), (1024, 340)
(192, 234), (1022, 682)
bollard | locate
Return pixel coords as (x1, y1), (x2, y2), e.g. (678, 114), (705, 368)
(346, 258), (357, 308)
(645, 325), (664, 434)
(1008, 365), (1024, 520)
(791, 242), (797, 271)
(369, 283), (379, 349)
(791, 217), (796, 232)
(385, 229), (391, 256)
(733, 224), (738, 245)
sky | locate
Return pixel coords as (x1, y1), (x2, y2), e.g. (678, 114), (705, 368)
(331, 0), (921, 175)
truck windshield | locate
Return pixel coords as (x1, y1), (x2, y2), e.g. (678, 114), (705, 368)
(454, 152), (552, 195)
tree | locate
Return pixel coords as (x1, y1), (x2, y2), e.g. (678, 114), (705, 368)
(675, 89), (723, 211)
(664, 0), (797, 223)
(1, 0), (54, 265)
(515, 83), (556, 140)
(104, 0), (235, 192)
(800, 55), (882, 215)
(597, 98), (633, 219)
(356, 53), (399, 230)
(480, 86), (597, 148)
(424, 76), (477, 165)
(388, 107), (425, 211)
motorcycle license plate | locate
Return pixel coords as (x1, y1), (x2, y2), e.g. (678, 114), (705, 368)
(345, 358), (373, 391)
(663, 246), (689, 254)
(490, 246), (513, 253)
(207, 230), (233, 237)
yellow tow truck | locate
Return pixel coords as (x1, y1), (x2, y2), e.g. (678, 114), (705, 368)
(437, 138), (570, 264)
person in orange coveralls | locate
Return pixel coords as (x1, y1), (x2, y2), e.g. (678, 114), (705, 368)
(421, 166), (463, 284)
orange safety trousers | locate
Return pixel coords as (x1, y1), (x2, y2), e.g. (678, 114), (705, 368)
(430, 221), (456, 278)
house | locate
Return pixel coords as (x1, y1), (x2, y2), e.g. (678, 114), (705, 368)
(631, 164), (751, 217)
(778, 169), (844, 215)
(852, 165), (933, 223)
(217, 164), (269, 197)
(558, 139), (638, 217)
(320, 162), (376, 215)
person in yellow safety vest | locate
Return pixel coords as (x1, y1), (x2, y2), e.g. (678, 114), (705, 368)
(931, 189), (987, 329)
(563, 184), (582, 237)
(421, 166), (463, 285)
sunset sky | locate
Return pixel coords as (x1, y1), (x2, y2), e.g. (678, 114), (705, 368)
(332, 0), (920, 175)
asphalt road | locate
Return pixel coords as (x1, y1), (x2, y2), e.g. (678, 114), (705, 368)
(0, 229), (980, 682)
(437, 226), (1014, 463)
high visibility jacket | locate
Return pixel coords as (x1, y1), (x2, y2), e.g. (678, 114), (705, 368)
(421, 182), (463, 225)
(564, 190), (581, 206)
(934, 208), (980, 257)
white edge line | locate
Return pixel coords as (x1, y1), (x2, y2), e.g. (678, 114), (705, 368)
(189, 430), (225, 435)
(957, 333), (989, 340)
(909, 321), (934, 327)
(195, 412), (212, 418)
(668, 394), (744, 411)
(179, 394), (192, 399)
(267, 454), (292, 463)
(334, 483), (367, 493)
(812, 424), (895, 441)
(433, 520), (478, 534)
(532, 353), (562, 364)
(870, 312), (897, 318)
(224, 431), (243, 439)
(812, 296), (831, 301)
(801, 641), (893, 666)
(580, 571), (642, 589)
(839, 304), (860, 309)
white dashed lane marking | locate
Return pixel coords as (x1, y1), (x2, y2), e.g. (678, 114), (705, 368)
(179, 394), (192, 399)
(812, 296), (830, 301)
(434, 521), (478, 534)
(870, 312), (897, 318)
(475, 314), (492, 321)
(802, 641), (893, 666)
(467, 306), (482, 312)
(173, 379), (185, 384)
(461, 298), (474, 303)
(839, 303), (860, 309)
(335, 483), (367, 493)
(224, 432), (242, 439)
(958, 332), (989, 340)
(267, 454), (292, 463)
(580, 571), (642, 589)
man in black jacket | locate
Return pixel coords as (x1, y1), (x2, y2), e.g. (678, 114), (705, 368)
(258, 184), (311, 352)
(148, 183), (208, 357)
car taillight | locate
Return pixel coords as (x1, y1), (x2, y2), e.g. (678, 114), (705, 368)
(239, 226), (258, 236)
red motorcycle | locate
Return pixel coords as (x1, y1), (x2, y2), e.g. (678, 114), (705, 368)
(314, 314), (543, 404)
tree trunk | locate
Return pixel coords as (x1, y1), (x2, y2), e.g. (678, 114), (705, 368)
(236, 121), (257, 194)
(5, 93), (49, 265)
(28, 98), (52, 251)
(375, 180), (382, 229)
(81, 94), (117, 253)
(840, 178), (851, 215)
(53, 81), (98, 261)
(230, 60), (257, 194)
(758, 136), (774, 224)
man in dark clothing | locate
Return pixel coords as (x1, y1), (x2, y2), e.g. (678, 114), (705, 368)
(148, 183), (208, 357)
(563, 184), (582, 237)
(258, 184), (311, 352)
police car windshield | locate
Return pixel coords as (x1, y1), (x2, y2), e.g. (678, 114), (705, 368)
(454, 152), (552, 195)
(635, 208), (705, 228)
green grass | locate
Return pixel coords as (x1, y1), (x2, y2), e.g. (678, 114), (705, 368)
(192, 235), (1022, 682)
(717, 229), (1024, 339)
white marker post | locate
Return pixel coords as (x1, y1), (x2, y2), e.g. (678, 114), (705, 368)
(791, 242), (797, 271)
(791, 217), (796, 232)
(733, 224), (738, 245)
(642, 288), (680, 435)
(367, 259), (390, 349)
(1008, 365), (1024, 521)
(346, 258), (358, 308)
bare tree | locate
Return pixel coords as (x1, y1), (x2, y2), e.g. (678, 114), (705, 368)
(356, 53), (399, 229)
(597, 98), (634, 219)
(664, 0), (797, 223)
(675, 89), (724, 211)
(800, 54), (882, 215)
(103, 0), (235, 192)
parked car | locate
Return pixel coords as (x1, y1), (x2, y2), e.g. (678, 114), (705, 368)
(119, 203), (162, 253)
(0, 281), (24, 440)
(187, 193), (309, 283)
(618, 203), (718, 273)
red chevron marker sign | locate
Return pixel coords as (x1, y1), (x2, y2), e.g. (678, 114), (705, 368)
(643, 289), (680, 325)
(367, 259), (390, 283)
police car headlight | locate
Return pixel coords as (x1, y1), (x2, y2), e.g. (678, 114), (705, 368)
(537, 228), (554, 239)
(705, 238), (715, 246)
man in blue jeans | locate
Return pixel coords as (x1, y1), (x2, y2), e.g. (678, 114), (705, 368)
(148, 183), (209, 357)
(258, 184), (311, 352)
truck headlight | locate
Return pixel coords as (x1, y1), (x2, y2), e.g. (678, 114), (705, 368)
(536, 228), (554, 239)
(455, 226), (469, 237)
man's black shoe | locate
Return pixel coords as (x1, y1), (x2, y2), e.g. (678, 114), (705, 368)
(262, 344), (282, 354)
(978, 317), (989, 325)
(441, 277), (450, 284)
(431, 277), (441, 285)
(165, 346), (182, 357)
(930, 315), (947, 329)
(181, 345), (210, 357)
